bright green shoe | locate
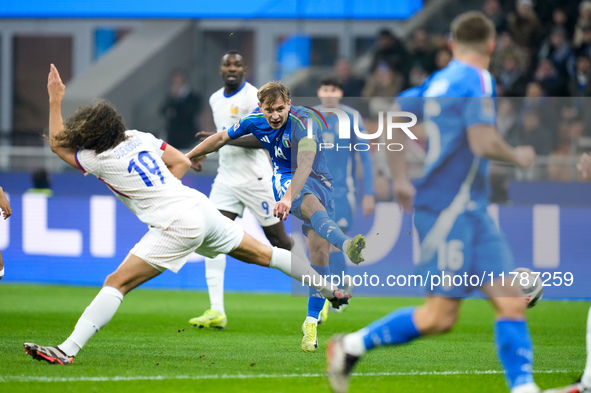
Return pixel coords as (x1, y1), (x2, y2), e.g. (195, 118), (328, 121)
(301, 322), (318, 352)
(318, 300), (329, 326)
(345, 234), (366, 265)
(189, 309), (227, 330)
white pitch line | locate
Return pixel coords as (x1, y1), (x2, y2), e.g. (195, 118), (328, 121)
(0, 369), (574, 383)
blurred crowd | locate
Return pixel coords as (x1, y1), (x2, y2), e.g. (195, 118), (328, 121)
(328, 0), (591, 187)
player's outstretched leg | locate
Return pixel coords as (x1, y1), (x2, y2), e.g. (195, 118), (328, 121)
(227, 234), (350, 308)
(327, 306), (422, 392)
(309, 210), (365, 265)
(24, 255), (161, 364)
(189, 254), (227, 330)
(485, 283), (541, 393)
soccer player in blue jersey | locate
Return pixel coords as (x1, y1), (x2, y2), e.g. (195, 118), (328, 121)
(327, 12), (541, 393)
(187, 81), (366, 352)
(315, 77), (375, 316)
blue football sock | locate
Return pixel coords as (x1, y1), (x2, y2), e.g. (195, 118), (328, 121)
(310, 210), (348, 250)
(495, 319), (535, 389)
(329, 252), (347, 288)
(362, 307), (421, 350)
(307, 265), (330, 319)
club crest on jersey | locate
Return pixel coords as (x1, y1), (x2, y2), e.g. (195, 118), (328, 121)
(230, 105), (239, 115)
(282, 133), (291, 148)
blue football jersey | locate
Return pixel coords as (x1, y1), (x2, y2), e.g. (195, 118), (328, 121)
(227, 105), (332, 201)
(397, 59), (497, 212)
(314, 104), (374, 197)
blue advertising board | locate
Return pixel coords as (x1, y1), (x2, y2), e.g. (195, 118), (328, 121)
(1, 185), (588, 298)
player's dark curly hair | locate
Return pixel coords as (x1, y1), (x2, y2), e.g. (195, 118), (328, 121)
(52, 100), (128, 154)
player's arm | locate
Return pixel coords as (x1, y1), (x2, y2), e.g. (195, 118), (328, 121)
(47, 64), (78, 169)
(467, 125), (535, 168)
(387, 116), (417, 212)
(196, 131), (262, 148)
(185, 130), (232, 170)
(0, 186), (12, 220)
(161, 143), (191, 179)
(273, 139), (316, 220)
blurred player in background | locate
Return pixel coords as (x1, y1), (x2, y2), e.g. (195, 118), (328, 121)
(187, 81), (366, 352)
(23, 64), (349, 366)
(0, 185), (12, 280)
(545, 153), (591, 393)
(327, 12), (541, 393)
(315, 76), (375, 316)
(189, 51), (291, 331)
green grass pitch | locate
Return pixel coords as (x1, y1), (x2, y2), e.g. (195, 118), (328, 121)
(0, 284), (588, 392)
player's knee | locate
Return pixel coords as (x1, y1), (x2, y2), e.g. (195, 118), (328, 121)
(268, 233), (292, 250)
(416, 306), (458, 335)
(103, 272), (127, 294)
(309, 246), (330, 265)
(495, 296), (527, 319)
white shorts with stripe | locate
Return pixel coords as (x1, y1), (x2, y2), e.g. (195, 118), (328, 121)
(130, 198), (244, 273)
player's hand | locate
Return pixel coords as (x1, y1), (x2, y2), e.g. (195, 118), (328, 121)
(362, 194), (375, 216)
(0, 189), (12, 220)
(47, 64), (65, 103)
(514, 146), (536, 169)
(195, 131), (214, 142)
(273, 199), (291, 221)
(189, 155), (206, 172)
(577, 153), (591, 180)
(394, 179), (415, 213)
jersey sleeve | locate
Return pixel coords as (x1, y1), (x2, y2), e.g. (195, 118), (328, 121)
(137, 130), (167, 157)
(76, 149), (99, 177)
(463, 70), (497, 128)
(227, 114), (253, 140)
(292, 108), (321, 143)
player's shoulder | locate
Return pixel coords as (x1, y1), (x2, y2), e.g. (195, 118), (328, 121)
(243, 81), (258, 94)
(436, 60), (494, 97)
(210, 86), (226, 103)
(288, 106), (311, 128)
(239, 107), (264, 124)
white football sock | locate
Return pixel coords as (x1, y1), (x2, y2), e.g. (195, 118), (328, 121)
(58, 286), (123, 357)
(205, 254), (226, 315)
(343, 330), (368, 357)
(305, 316), (318, 325)
(269, 247), (335, 298)
(582, 306), (591, 388)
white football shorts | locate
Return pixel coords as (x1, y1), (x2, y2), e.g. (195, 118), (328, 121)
(209, 178), (280, 227)
(130, 198), (244, 273)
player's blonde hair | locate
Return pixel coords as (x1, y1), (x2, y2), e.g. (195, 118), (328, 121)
(451, 11), (496, 53)
(257, 81), (290, 107)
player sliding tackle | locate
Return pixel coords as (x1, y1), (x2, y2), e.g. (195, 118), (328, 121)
(187, 81), (366, 352)
(23, 64), (348, 366)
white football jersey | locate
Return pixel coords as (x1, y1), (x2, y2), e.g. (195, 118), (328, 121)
(209, 81), (272, 185)
(76, 130), (207, 229)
